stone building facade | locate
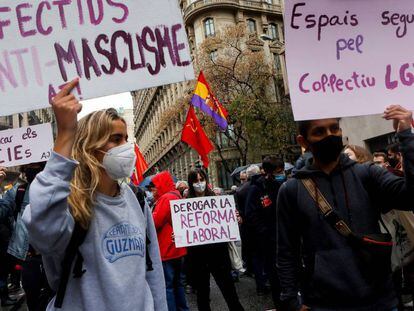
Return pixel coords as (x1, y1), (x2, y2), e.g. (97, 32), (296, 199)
(0, 109), (54, 131)
(133, 0), (288, 188)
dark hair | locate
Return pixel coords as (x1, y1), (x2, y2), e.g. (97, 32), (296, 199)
(20, 161), (47, 173)
(297, 118), (341, 138)
(387, 143), (400, 154)
(187, 169), (215, 198)
(262, 156), (284, 174)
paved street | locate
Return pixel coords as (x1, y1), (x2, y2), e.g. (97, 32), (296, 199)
(1, 273), (274, 311)
(186, 274), (274, 311)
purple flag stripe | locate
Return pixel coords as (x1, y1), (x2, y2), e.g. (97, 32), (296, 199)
(191, 95), (228, 130)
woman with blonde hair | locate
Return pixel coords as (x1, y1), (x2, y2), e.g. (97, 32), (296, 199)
(23, 79), (167, 310)
(344, 144), (373, 164)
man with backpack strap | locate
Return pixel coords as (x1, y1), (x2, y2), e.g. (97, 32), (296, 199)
(277, 105), (414, 311)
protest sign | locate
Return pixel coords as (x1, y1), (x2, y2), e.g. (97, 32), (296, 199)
(0, 123), (53, 167)
(0, 0), (194, 117)
(284, 0), (414, 120)
(170, 195), (241, 248)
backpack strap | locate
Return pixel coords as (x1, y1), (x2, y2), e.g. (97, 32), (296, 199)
(301, 178), (354, 238)
(140, 202), (154, 272)
(14, 183), (28, 220)
(145, 234), (154, 272)
(54, 222), (87, 308)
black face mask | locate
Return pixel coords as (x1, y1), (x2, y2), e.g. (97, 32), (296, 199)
(25, 168), (42, 183)
(388, 157), (399, 168)
(309, 135), (344, 164)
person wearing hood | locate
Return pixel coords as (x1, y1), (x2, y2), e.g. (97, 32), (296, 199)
(234, 165), (261, 277)
(277, 105), (414, 311)
(245, 156), (284, 306)
(22, 79), (167, 311)
(152, 172), (189, 311)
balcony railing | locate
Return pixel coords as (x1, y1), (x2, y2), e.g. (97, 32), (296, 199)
(184, 0), (282, 21)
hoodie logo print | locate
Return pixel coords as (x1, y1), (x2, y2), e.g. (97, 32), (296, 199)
(102, 222), (145, 263)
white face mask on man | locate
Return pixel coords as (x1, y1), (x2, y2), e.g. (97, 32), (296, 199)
(100, 143), (136, 180)
(193, 181), (207, 193)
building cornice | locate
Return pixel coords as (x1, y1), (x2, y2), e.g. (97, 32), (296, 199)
(184, 0), (282, 24)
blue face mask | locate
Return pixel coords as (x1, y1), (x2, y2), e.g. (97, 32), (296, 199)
(275, 174), (287, 183)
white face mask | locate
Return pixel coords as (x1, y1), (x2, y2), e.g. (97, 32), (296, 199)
(193, 181), (206, 193)
(101, 143), (136, 180)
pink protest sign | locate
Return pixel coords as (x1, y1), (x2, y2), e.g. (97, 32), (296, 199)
(284, 0), (414, 120)
(0, 0), (194, 117)
(0, 123), (53, 167)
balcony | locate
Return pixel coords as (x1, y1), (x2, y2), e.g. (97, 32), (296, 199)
(184, 0), (282, 23)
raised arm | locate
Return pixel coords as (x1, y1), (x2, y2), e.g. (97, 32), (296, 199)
(369, 106), (414, 212)
(23, 78), (82, 256)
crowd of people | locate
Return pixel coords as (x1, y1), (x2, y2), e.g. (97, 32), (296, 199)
(0, 77), (413, 311)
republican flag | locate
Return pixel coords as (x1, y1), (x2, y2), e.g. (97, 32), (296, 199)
(191, 71), (229, 131)
(181, 106), (214, 168)
(131, 144), (148, 186)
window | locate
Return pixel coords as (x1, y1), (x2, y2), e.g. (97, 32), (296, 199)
(273, 53), (281, 72)
(264, 0), (273, 3)
(217, 159), (241, 190)
(209, 50), (218, 62)
(269, 23), (279, 40)
(204, 18), (215, 37)
(247, 19), (257, 33)
(216, 125), (235, 148)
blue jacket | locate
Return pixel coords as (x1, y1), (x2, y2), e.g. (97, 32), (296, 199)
(277, 130), (414, 311)
(0, 184), (30, 260)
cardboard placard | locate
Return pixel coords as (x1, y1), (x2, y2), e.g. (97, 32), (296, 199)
(285, 0), (414, 120)
(170, 195), (241, 248)
(0, 123), (53, 167)
(0, 0), (194, 116)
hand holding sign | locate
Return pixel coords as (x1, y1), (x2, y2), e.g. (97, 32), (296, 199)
(52, 78), (82, 158)
(170, 196), (241, 248)
(383, 105), (413, 133)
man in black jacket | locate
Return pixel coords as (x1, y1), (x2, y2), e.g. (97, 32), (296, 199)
(246, 157), (284, 306)
(235, 165), (261, 276)
(277, 105), (414, 311)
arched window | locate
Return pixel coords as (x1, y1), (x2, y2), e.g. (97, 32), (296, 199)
(204, 18), (215, 37)
(269, 23), (279, 40)
(209, 49), (218, 62)
(247, 19), (257, 33)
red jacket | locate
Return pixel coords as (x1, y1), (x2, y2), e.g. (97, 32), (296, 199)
(152, 171), (187, 261)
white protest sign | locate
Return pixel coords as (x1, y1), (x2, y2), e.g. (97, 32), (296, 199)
(170, 195), (241, 248)
(284, 0), (414, 120)
(0, 0), (194, 117)
(0, 123), (53, 167)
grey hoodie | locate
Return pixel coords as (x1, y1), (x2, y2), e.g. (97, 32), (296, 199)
(23, 152), (168, 311)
